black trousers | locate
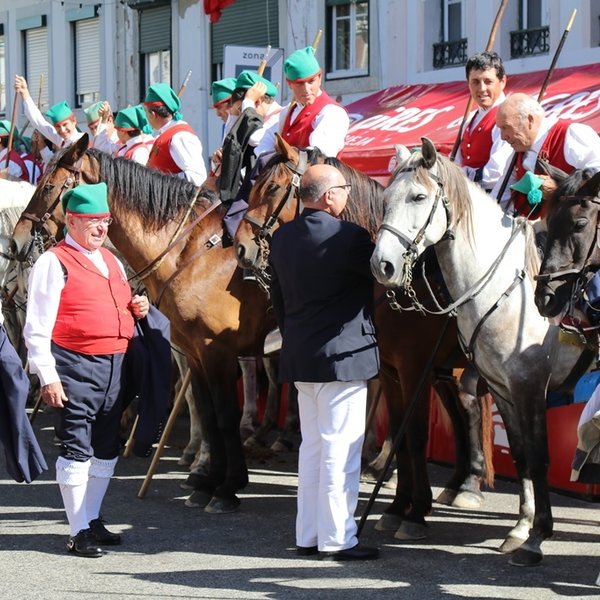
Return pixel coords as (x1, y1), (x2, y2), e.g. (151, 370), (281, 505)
(52, 343), (125, 462)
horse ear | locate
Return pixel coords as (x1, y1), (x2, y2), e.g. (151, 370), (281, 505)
(421, 137), (437, 169)
(62, 134), (89, 165)
(394, 144), (411, 165)
(275, 133), (292, 157)
(536, 158), (568, 183)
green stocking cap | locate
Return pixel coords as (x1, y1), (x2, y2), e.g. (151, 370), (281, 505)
(510, 171), (544, 205)
(211, 77), (237, 106)
(83, 101), (104, 125)
(0, 119), (15, 137)
(234, 71), (277, 98)
(62, 182), (110, 217)
(115, 104), (152, 134)
(144, 83), (182, 121)
(45, 101), (74, 125)
(284, 46), (321, 82)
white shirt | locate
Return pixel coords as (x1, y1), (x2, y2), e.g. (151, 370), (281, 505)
(115, 133), (155, 165)
(92, 122), (120, 154)
(492, 117), (600, 205)
(240, 98), (283, 149)
(155, 119), (207, 186)
(455, 94), (512, 190)
(22, 97), (84, 160)
(23, 234), (127, 386)
(255, 91), (350, 158)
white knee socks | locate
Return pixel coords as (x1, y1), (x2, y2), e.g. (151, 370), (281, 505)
(56, 457), (91, 536)
(86, 457), (118, 522)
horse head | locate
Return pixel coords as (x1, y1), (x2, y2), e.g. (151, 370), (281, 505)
(12, 134), (94, 263)
(371, 137), (463, 288)
(234, 135), (307, 273)
(535, 169), (600, 318)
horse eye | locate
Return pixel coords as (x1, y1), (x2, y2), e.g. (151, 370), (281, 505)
(266, 183), (280, 194)
(573, 218), (588, 232)
(412, 193), (427, 203)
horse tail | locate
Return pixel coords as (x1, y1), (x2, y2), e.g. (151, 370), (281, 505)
(480, 392), (495, 488)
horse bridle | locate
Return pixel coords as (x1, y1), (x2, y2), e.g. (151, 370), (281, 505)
(378, 168), (453, 297)
(243, 150), (309, 240)
(19, 159), (83, 262)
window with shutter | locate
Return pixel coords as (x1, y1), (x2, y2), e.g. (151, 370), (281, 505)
(24, 27), (49, 109)
(75, 18), (101, 107)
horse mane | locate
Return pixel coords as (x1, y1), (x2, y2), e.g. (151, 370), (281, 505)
(39, 147), (218, 231)
(547, 168), (595, 212)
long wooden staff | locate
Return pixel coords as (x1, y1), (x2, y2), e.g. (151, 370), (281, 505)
(19, 73), (44, 139)
(494, 8), (577, 204)
(449, 0), (508, 161)
(285, 29), (323, 116)
(178, 70), (192, 98)
(257, 45), (271, 76)
(4, 91), (19, 169)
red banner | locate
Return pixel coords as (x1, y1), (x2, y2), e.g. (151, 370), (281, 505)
(204, 0), (236, 23)
(340, 63), (600, 184)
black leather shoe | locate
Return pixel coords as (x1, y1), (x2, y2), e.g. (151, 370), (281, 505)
(296, 545), (318, 556)
(89, 518), (122, 545)
(318, 544), (379, 561)
(67, 529), (103, 557)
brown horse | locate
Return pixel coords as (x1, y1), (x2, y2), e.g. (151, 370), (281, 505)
(11, 136), (276, 513)
(234, 136), (493, 539)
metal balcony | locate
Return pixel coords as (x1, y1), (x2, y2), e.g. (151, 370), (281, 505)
(433, 38), (468, 69)
(510, 26), (550, 58)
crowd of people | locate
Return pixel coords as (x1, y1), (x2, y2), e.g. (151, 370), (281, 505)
(0, 43), (598, 580)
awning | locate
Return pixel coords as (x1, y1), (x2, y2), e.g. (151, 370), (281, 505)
(340, 63), (600, 184)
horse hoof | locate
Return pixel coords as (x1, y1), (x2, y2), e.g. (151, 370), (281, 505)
(271, 438), (294, 453)
(499, 536), (525, 554)
(374, 512), (403, 532)
(204, 494), (241, 514)
(177, 453), (195, 467)
(509, 546), (543, 567)
(184, 490), (212, 508)
(436, 488), (458, 506)
(452, 490), (484, 509)
(394, 521), (428, 541)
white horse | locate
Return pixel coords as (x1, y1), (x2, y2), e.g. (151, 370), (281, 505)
(370, 138), (587, 567)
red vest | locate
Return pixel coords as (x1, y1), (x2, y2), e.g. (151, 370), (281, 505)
(121, 139), (154, 161)
(512, 120), (573, 218)
(22, 153), (44, 184)
(282, 91), (342, 151)
(0, 149), (29, 181)
(50, 241), (134, 355)
(459, 107), (499, 169)
(147, 122), (196, 174)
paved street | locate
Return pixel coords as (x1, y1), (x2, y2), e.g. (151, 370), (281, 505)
(1, 406), (599, 600)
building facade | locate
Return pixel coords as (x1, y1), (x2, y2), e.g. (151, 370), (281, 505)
(0, 0), (599, 161)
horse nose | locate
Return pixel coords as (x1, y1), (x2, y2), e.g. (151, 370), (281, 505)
(534, 289), (557, 317)
(372, 258), (397, 282)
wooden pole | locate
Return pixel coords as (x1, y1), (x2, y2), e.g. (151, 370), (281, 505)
(449, 0), (509, 161)
(177, 70), (192, 98)
(494, 8), (577, 204)
(5, 91), (19, 169)
(137, 368), (192, 498)
(257, 45), (271, 76)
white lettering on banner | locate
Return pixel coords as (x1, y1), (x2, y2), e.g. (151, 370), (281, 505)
(542, 90), (600, 121)
(345, 135), (376, 147)
(349, 105), (456, 135)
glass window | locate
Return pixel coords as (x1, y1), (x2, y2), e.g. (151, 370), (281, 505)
(444, 0), (464, 41)
(146, 50), (171, 88)
(327, 1), (369, 79)
(74, 18), (101, 107)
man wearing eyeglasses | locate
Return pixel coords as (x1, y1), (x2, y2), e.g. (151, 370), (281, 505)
(23, 183), (149, 558)
(269, 164), (380, 561)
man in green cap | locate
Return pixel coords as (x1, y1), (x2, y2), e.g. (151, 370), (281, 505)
(84, 101), (105, 137)
(24, 182), (149, 558)
(255, 46), (349, 158)
(14, 75), (84, 159)
(92, 102), (154, 165)
(220, 72), (283, 244)
(143, 83), (206, 186)
(0, 120), (29, 180)
(211, 77), (237, 127)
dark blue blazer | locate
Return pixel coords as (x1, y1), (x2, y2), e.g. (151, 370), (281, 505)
(0, 326), (47, 483)
(269, 208), (379, 383)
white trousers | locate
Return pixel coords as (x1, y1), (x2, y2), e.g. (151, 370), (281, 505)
(295, 380), (367, 552)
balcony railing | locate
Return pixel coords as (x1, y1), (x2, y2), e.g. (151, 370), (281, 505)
(510, 26), (549, 58)
(433, 38), (468, 69)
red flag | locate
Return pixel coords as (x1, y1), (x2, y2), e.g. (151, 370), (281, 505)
(204, 0), (236, 23)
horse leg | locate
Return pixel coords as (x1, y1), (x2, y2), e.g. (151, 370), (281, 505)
(244, 355), (278, 451)
(238, 356), (257, 440)
(493, 383), (552, 565)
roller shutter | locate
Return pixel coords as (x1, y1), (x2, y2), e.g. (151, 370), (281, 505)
(75, 18), (101, 106)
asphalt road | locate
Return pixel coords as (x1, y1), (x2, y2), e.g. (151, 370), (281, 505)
(1, 406), (599, 600)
